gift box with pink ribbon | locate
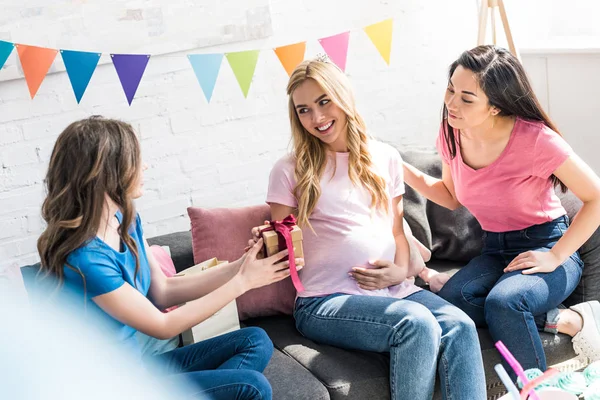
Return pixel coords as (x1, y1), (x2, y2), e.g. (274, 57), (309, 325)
(255, 215), (304, 293)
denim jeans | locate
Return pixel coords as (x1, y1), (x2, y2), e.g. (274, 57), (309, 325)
(294, 290), (487, 400)
(145, 327), (273, 400)
(438, 216), (583, 376)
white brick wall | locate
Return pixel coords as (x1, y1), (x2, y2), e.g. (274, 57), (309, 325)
(0, 0), (480, 268)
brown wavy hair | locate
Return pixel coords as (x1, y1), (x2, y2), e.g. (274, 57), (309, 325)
(287, 59), (389, 228)
(441, 45), (566, 192)
(37, 116), (142, 291)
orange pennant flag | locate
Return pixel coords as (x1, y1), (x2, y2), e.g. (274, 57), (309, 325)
(274, 42), (306, 77)
(16, 44), (58, 98)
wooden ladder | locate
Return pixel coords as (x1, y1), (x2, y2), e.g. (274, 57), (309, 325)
(477, 0), (519, 59)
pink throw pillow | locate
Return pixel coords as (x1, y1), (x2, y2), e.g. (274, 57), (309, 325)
(149, 245), (178, 312)
(187, 204), (296, 320)
(150, 245), (177, 277)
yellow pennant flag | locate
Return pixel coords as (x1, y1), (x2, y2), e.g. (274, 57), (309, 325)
(363, 19), (393, 65)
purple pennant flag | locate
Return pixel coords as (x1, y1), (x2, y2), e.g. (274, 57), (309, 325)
(111, 54), (150, 105)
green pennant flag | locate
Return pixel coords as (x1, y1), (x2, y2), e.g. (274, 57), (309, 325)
(226, 50), (260, 98)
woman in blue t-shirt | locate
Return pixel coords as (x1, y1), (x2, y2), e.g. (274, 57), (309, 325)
(37, 116), (299, 400)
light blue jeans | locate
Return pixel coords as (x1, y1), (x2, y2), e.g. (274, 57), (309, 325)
(294, 290), (487, 400)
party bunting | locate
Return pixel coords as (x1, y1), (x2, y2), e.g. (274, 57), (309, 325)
(274, 42), (306, 77)
(318, 32), (350, 72)
(1, 19), (394, 104)
(61, 50), (101, 103)
(0, 40), (15, 70)
(188, 53), (223, 103)
(111, 54), (150, 105)
(364, 19), (393, 65)
(16, 44), (58, 99)
(226, 50), (260, 98)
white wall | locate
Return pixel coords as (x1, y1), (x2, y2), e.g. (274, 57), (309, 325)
(2, 0), (599, 271)
(0, 0), (480, 269)
(505, 0), (600, 50)
(6, 0), (592, 272)
(521, 52), (600, 175)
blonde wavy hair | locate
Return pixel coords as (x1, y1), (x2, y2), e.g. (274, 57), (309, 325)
(287, 59), (389, 228)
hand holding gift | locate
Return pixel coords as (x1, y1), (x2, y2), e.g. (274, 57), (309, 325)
(236, 238), (303, 292)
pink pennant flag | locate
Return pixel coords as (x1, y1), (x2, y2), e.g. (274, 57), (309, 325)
(318, 32), (350, 72)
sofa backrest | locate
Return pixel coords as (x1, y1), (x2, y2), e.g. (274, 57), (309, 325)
(37, 148), (597, 313)
(401, 149), (484, 262)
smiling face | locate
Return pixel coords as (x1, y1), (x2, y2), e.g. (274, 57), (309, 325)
(292, 78), (348, 152)
(444, 65), (497, 130)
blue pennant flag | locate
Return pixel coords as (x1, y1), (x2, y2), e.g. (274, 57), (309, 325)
(0, 40), (15, 70)
(61, 49), (101, 103)
(188, 54), (223, 102)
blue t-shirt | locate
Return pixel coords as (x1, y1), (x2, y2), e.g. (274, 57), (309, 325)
(62, 211), (151, 357)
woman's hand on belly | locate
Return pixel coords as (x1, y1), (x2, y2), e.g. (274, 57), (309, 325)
(349, 259), (408, 290)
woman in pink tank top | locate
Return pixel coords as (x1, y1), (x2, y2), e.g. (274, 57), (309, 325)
(403, 45), (600, 379)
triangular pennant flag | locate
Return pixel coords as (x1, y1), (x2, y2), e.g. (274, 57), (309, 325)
(111, 54), (150, 105)
(318, 32), (350, 72)
(61, 50), (101, 103)
(225, 50), (260, 98)
(274, 42), (306, 77)
(364, 19), (393, 65)
(0, 40), (15, 70)
(16, 44), (58, 99)
(188, 53), (223, 103)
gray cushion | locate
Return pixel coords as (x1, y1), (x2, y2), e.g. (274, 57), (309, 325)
(400, 149), (484, 262)
(147, 231), (194, 273)
(246, 315), (391, 400)
(21, 262), (55, 304)
(264, 349), (330, 400)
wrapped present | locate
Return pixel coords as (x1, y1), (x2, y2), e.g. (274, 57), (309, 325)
(258, 225), (304, 259)
(255, 214), (304, 292)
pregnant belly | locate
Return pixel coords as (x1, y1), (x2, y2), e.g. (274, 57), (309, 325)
(300, 229), (397, 289)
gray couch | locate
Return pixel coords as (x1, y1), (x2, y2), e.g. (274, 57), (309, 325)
(147, 149), (600, 400)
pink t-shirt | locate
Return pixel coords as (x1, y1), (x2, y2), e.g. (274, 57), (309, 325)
(267, 140), (422, 299)
(436, 118), (573, 232)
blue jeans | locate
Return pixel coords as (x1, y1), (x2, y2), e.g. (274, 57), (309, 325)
(438, 216), (583, 375)
(145, 327), (273, 400)
(294, 290), (486, 400)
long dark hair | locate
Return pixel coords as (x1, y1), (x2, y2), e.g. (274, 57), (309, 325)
(37, 116), (142, 291)
(442, 45), (566, 191)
